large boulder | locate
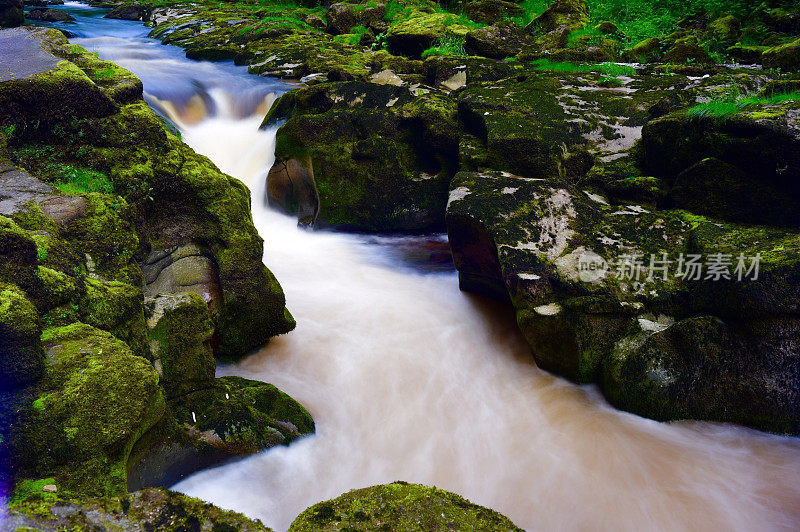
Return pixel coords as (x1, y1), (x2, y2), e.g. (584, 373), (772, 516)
(464, 21), (534, 59)
(265, 81), (460, 232)
(325, 2), (385, 35)
(386, 12), (471, 59)
(12, 324), (166, 498)
(104, 3), (150, 21)
(26, 7), (74, 22)
(290, 482), (523, 531)
(0, 0), (23, 27)
(0, 283), (43, 389)
(465, 0), (523, 25)
(524, 0), (588, 34)
(762, 38), (800, 71)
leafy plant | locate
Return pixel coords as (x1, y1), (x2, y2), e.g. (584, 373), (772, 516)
(687, 90), (800, 117)
(421, 36), (467, 58)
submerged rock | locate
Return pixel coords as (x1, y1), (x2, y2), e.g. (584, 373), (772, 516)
(290, 482), (523, 531)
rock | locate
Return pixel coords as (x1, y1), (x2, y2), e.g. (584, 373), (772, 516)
(143, 243), (223, 307)
(325, 2), (358, 35)
(601, 316), (800, 434)
(594, 20), (619, 35)
(0, 283), (44, 389)
(464, 21), (533, 59)
(623, 37), (662, 63)
(265, 81), (460, 232)
(325, 2), (385, 35)
(81, 278), (149, 357)
(42, 484), (57, 493)
(172, 375), (315, 456)
(290, 482), (523, 531)
(370, 68), (403, 85)
(145, 292), (215, 399)
(104, 4), (150, 21)
(706, 15), (740, 45)
(465, 0), (523, 25)
(24, 0), (63, 5)
(524, 0), (588, 34)
(0, 0), (23, 27)
(726, 44), (768, 65)
(668, 157), (800, 226)
(386, 12), (470, 59)
(6, 488), (272, 531)
(763, 38), (800, 71)
(13, 323), (166, 497)
(640, 105), (800, 195)
(26, 7), (74, 21)
(758, 4), (800, 33)
(663, 38), (713, 64)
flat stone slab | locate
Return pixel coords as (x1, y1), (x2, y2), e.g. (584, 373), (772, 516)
(0, 27), (60, 83)
(0, 159), (54, 215)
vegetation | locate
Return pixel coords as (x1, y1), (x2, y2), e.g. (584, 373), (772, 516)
(688, 90), (800, 117)
(422, 35), (467, 58)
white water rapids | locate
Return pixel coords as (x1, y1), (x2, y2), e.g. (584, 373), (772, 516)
(161, 92), (800, 531)
(36, 8), (800, 528)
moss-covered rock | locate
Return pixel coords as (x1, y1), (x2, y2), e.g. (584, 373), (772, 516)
(0, 0), (23, 27)
(13, 323), (165, 498)
(171, 375), (315, 456)
(762, 37), (800, 71)
(266, 81), (459, 232)
(465, 0), (523, 25)
(524, 0), (588, 34)
(623, 37), (662, 63)
(601, 315), (800, 434)
(0, 282), (44, 389)
(6, 487), (272, 531)
(386, 12), (471, 59)
(145, 292), (215, 399)
(464, 21), (533, 59)
(290, 482), (522, 531)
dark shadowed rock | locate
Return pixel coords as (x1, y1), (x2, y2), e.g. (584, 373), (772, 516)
(465, 0), (523, 25)
(0, 0), (22, 26)
(27, 7), (74, 21)
(104, 3), (150, 20)
(465, 21), (533, 59)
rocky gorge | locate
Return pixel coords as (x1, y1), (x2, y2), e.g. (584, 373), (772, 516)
(2, 0), (800, 529)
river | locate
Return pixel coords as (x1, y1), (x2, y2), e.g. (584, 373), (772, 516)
(28, 4), (800, 531)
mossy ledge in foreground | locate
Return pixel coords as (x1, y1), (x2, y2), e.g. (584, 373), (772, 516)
(0, 26), (311, 510)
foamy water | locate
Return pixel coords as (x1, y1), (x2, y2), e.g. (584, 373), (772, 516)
(28, 6), (800, 531)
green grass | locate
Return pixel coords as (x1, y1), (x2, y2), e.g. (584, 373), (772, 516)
(422, 36), (467, 58)
(688, 91), (800, 117)
(531, 59), (636, 75)
(54, 167), (114, 196)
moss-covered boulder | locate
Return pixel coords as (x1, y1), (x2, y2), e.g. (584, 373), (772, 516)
(446, 165), (800, 432)
(172, 375), (315, 455)
(623, 37), (662, 63)
(762, 38), (800, 71)
(0, 0), (23, 27)
(6, 487), (272, 531)
(464, 21), (533, 59)
(640, 103), (800, 227)
(12, 324), (165, 498)
(145, 292), (215, 399)
(601, 315), (800, 434)
(1, 28), (295, 358)
(706, 15), (740, 45)
(265, 81), (460, 232)
(386, 12), (471, 59)
(0, 282), (44, 389)
(524, 0), (588, 34)
(290, 482), (522, 531)
(465, 0), (523, 25)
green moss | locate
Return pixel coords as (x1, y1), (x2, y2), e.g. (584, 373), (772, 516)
(15, 324), (165, 498)
(53, 167), (114, 195)
(290, 482), (523, 531)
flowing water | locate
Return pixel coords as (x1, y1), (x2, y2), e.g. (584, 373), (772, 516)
(25, 5), (800, 531)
